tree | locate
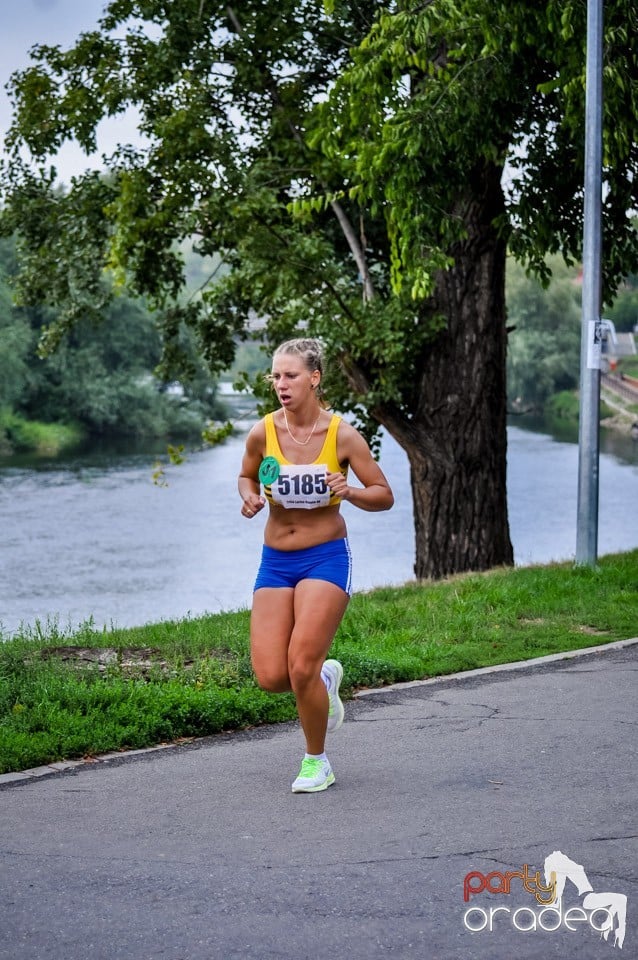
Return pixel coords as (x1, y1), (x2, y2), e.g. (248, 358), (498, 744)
(1, 1), (636, 577)
(0, 238), (32, 410)
(604, 273), (638, 333)
(506, 256), (582, 411)
(0, 235), (221, 440)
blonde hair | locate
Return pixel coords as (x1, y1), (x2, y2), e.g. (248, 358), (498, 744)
(271, 338), (328, 405)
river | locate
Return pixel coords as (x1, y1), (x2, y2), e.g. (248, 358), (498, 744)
(1, 421), (636, 638)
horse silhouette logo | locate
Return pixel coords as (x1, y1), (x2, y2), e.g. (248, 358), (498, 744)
(544, 850), (627, 949)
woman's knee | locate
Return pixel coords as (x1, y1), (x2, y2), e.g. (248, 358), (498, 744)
(288, 654), (322, 693)
(252, 663), (291, 693)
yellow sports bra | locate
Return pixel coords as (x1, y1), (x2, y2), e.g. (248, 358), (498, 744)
(261, 412), (347, 509)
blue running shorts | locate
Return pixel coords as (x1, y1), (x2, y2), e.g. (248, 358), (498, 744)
(254, 538), (353, 595)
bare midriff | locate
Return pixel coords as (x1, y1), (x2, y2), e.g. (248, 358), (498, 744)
(264, 503), (347, 551)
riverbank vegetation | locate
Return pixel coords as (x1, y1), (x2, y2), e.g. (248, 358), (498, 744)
(506, 256), (638, 420)
(4, 233), (635, 460)
(0, 411), (84, 458)
(1, 550), (636, 776)
(0, 236), (226, 457)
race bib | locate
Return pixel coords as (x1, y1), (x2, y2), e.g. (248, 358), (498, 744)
(271, 463), (330, 510)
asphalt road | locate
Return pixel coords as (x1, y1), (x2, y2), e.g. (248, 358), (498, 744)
(1, 640), (636, 960)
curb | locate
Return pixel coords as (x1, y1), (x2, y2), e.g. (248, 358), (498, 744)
(0, 741), (178, 786)
(2, 637), (637, 787)
(354, 635), (638, 697)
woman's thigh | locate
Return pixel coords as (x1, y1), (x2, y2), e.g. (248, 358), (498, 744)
(288, 579), (350, 677)
(250, 587), (295, 690)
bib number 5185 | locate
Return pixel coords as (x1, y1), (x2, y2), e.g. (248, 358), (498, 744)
(277, 472), (327, 496)
(273, 463), (330, 509)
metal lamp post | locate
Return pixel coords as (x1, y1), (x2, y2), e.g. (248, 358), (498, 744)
(575, 0), (604, 566)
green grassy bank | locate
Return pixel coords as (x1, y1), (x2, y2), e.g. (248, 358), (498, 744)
(1, 551), (636, 775)
(0, 411), (85, 457)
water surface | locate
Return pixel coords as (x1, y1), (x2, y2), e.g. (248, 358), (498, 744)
(1, 423), (636, 637)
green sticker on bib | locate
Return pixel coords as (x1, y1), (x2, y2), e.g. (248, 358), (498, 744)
(258, 456), (280, 485)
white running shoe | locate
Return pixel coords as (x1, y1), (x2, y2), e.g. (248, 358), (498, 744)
(322, 658), (345, 733)
(291, 757), (335, 793)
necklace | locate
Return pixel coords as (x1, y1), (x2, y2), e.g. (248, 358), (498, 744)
(283, 408), (321, 446)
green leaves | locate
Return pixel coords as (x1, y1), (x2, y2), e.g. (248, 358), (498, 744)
(506, 255), (583, 411)
(1, 0), (636, 451)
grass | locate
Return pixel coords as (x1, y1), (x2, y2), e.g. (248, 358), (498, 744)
(545, 390), (617, 423)
(1, 550), (636, 775)
(0, 411), (85, 457)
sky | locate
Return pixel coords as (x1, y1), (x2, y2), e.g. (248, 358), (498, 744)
(1, 0), (142, 182)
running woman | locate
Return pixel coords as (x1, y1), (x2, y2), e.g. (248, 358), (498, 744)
(238, 338), (394, 793)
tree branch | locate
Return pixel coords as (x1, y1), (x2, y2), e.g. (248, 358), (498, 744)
(252, 213), (357, 322)
(225, 4), (375, 303)
(329, 198), (375, 302)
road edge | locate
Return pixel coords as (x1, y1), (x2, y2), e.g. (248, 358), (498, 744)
(2, 636), (637, 786)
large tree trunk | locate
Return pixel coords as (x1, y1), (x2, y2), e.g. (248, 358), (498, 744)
(378, 164), (514, 579)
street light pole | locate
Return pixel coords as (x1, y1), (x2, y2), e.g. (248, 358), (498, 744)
(575, 0), (604, 566)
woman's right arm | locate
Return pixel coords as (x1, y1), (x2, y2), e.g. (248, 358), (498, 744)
(238, 421), (267, 519)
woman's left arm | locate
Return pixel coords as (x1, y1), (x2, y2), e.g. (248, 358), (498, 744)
(327, 423), (394, 512)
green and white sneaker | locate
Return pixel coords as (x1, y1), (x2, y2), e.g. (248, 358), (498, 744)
(322, 659), (344, 733)
(291, 757), (335, 793)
